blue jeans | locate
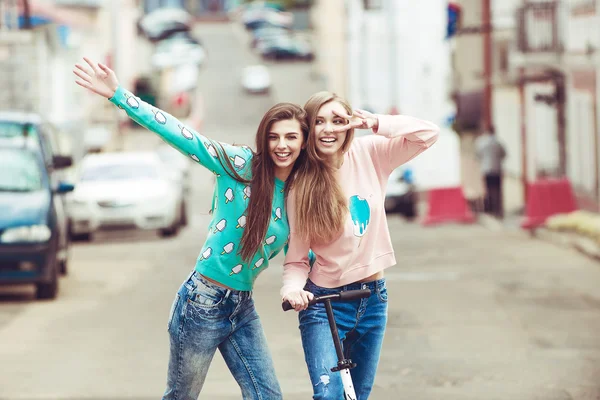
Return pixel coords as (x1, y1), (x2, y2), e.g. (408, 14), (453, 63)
(163, 270), (282, 400)
(298, 279), (388, 400)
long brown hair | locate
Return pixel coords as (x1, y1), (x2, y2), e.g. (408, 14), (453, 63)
(291, 91), (354, 244)
(212, 103), (308, 262)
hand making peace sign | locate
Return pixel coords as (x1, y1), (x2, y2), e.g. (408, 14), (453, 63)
(330, 108), (379, 133)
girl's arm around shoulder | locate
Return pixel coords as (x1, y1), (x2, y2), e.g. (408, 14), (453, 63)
(370, 114), (440, 172)
(110, 86), (252, 176)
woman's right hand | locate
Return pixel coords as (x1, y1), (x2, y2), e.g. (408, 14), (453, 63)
(73, 57), (119, 99)
(283, 290), (314, 312)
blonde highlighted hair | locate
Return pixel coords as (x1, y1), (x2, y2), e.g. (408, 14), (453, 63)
(290, 91), (355, 244)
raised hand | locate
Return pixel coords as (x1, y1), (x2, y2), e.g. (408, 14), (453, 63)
(73, 57), (119, 99)
(331, 109), (379, 133)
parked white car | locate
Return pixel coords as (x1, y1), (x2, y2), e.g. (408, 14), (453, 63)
(156, 143), (192, 196)
(67, 152), (186, 240)
(241, 65), (271, 94)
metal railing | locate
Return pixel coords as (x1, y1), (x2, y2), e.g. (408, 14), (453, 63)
(516, 1), (563, 53)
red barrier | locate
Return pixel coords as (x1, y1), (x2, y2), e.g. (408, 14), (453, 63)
(422, 186), (476, 226)
(521, 178), (578, 229)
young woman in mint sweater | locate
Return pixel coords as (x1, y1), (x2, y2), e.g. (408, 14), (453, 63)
(74, 58), (307, 400)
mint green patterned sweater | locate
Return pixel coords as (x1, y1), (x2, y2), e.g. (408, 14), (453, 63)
(110, 86), (289, 290)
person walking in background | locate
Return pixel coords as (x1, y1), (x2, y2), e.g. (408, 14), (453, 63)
(73, 57), (308, 400)
(475, 126), (506, 219)
(282, 91), (439, 399)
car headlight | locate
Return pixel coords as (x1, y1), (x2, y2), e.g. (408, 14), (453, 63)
(1, 225), (52, 243)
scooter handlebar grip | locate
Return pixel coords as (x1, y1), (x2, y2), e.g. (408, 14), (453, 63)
(338, 288), (372, 302)
(282, 301), (293, 311)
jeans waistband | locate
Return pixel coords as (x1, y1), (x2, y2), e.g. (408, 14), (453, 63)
(306, 278), (386, 293)
(342, 278), (386, 292)
(186, 270), (252, 301)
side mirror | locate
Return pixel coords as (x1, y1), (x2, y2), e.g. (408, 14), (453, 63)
(53, 155), (73, 169)
(55, 181), (75, 194)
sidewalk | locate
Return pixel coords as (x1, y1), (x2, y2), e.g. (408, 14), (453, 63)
(460, 132), (600, 262)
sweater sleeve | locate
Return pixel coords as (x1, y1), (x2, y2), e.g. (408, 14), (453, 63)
(371, 114), (440, 173)
(280, 191), (311, 298)
(109, 86), (253, 176)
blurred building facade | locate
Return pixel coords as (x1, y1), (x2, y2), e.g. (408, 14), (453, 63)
(309, 0), (454, 126)
(452, 0), (600, 212)
(1, 0), (151, 156)
(309, 0), (462, 193)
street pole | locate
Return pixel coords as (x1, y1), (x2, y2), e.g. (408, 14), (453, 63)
(360, 3), (368, 108)
(482, 0), (492, 133)
(22, 0), (31, 29)
(519, 67), (528, 206)
(387, 0), (398, 114)
(110, 0), (122, 150)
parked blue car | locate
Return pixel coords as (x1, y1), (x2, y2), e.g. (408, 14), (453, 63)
(0, 144), (74, 299)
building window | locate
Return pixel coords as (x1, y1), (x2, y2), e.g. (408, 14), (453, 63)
(363, 0), (383, 10)
(497, 41), (509, 74)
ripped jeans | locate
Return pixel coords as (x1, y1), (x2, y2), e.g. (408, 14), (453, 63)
(298, 278), (388, 400)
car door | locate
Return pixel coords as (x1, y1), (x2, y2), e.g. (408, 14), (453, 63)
(39, 123), (69, 260)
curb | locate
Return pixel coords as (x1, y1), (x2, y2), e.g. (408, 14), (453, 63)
(477, 213), (600, 262)
(533, 228), (600, 261)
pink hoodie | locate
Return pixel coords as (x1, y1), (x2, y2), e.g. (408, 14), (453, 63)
(281, 114), (439, 297)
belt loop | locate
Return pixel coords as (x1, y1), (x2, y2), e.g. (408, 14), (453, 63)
(187, 270), (197, 288)
(224, 289), (232, 300)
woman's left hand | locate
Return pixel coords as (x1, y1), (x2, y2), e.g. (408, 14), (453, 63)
(332, 109), (379, 132)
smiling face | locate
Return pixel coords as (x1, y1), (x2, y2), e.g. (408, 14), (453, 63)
(303, 92), (355, 168)
(268, 118), (304, 181)
(314, 101), (350, 159)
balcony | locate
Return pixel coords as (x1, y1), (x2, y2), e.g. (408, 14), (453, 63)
(516, 1), (564, 53)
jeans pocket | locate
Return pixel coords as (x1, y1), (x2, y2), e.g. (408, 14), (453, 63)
(377, 286), (388, 303)
(167, 293), (180, 331)
(188, 280), (226, 308)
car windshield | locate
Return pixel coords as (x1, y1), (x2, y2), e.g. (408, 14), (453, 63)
(80, 162), (160, 182)
(0, 122), (40, 147)
(0, 149), (43, 192)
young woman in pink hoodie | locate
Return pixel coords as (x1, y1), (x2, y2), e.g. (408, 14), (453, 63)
(282, 91), (439, 399)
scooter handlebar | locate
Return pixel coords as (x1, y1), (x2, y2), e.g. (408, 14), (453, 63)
(282, 288), (372, 311)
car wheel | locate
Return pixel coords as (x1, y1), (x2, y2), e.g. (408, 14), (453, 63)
(159, 226), (178, 237)
(37, 261), (58, 300)
(159, 216), (180, 238)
